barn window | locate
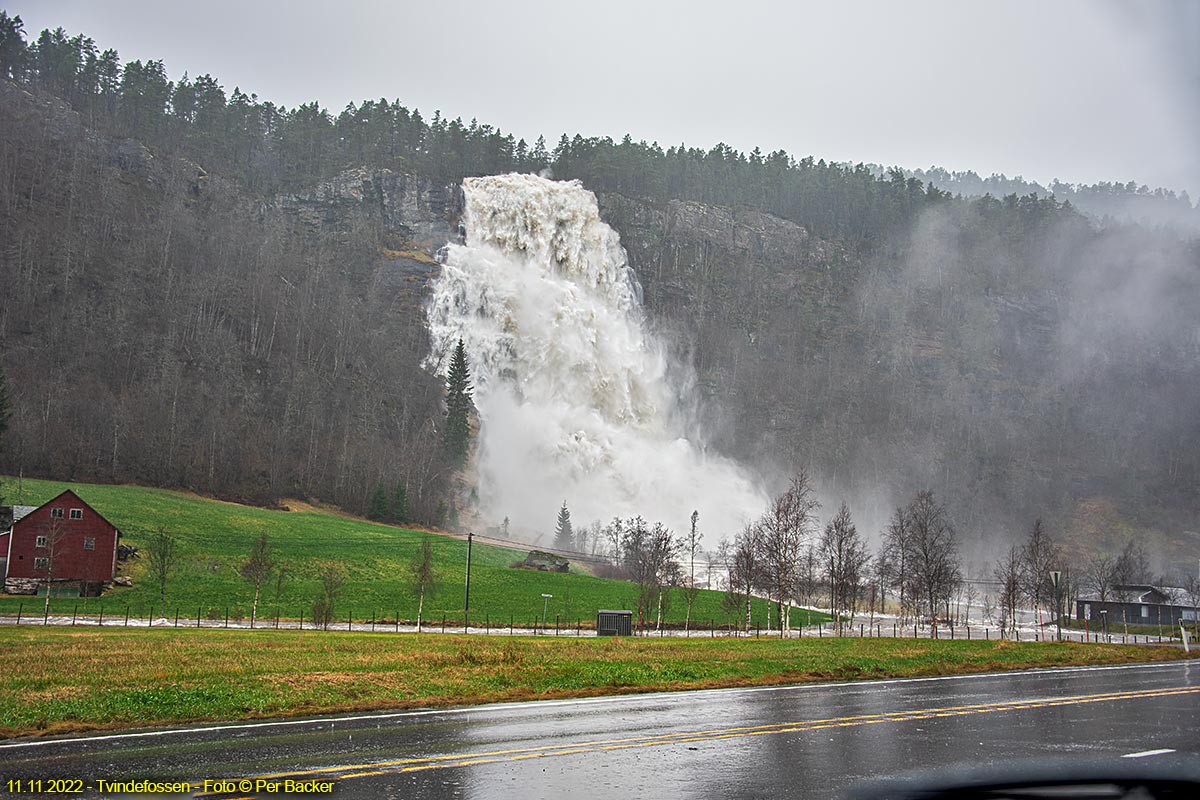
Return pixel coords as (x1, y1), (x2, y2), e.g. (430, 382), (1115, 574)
(84, 538), (95, 550)
(36, 535), (47, 548)
(70, 509), (83, 520)
(34, 557), (48, 569)
(50, 508), (64, 519)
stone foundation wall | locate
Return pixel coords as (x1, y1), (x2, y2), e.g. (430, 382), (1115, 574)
(4, 577), (39, 595)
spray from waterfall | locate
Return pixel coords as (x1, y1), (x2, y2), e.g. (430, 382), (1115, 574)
(426, 173), (767, 541)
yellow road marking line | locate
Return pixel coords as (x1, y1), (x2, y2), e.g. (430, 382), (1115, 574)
(192, 685), (1200, 795)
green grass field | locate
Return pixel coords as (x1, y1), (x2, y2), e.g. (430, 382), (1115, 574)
(1, 626), (1191, 737)
(0, 477), (809, 629)
(1062, 617), (1198, 638)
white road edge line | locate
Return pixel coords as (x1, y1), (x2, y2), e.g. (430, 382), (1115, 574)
(0, 660), (1191, 751)
(1122, 749), (1176, 758)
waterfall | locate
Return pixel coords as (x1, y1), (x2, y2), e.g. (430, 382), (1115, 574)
(426, 173), (766, 540)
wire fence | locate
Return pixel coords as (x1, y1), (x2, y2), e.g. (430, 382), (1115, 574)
(0, 602), (1187, 645)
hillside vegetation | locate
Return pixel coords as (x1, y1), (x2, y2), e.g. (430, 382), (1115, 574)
(0, 477), (796, 629)
(0, 17), (1197, 569)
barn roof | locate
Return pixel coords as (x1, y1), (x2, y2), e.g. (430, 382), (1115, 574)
(15, 490), (119, 533)
(1, 505), (37, 532)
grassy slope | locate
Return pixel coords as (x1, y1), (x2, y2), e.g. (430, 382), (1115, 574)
(1, 626), (1192, 737)
(0, 477), (800, 628)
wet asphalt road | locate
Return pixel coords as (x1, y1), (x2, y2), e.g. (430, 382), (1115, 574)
(2, 661), (1197, 799)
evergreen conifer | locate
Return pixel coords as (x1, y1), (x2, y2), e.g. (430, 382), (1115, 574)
(444, 339), (473, 467)
(366, 485), (389, 521)
(554, 501), (574, 551)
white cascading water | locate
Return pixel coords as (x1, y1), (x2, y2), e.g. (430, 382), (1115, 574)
(426, 173), (767, 540)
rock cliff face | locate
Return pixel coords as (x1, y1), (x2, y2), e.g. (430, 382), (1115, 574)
(280, 173), (1198, 562)
(599, 191), (855, 458)
(278, 167), (461, 304)
(279, 167), (460, 249)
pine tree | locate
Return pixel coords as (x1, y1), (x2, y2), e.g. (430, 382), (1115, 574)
(366, 485), (389, 522)
(554, 501), (574, 551)
(444, 339), (473, 467)
(0, 12), (26, 81)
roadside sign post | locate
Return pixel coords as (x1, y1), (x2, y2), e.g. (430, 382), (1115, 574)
(541, 593), (553, 634)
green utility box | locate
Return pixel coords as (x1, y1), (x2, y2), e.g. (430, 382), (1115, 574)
(597, 609), (633, 636)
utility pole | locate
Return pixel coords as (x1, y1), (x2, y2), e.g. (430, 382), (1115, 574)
(463, 531), (473, 619)
(1050, 570), (1062, 641)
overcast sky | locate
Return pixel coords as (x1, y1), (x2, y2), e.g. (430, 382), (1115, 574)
(8, 0), (1199, 197)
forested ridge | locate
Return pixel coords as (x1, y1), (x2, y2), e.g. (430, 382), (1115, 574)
(0, 15), (1198, 566)
(0, 17), (1004, 247)
(874, 165), (1199, 231)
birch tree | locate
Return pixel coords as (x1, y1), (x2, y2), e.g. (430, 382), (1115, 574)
(994, 545), (1023, 639)
(879, 505), (913, 621)
(239, 532), (274, 628)
(39, 517), (69, 618)
(726, 523), (762, 632)
(819, 503), (870, 635)
(621, 518), (680, 633)
(683, 510), (702, 633)
(757, 469), (820, 635)
(409, 536), (437, 632)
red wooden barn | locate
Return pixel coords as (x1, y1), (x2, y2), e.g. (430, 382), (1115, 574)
(3, 490), (120, 596)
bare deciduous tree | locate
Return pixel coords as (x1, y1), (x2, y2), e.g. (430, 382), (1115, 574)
(683, 510), (702, 634)
(409, 536), (437, 632)
(1184, 574), (1200, 633)
(311, 563), (346, 630)
(994, 545), (1023, 639)
(879, 505), (913, 622)
(621, 517), (680, 634)
(819, 502), (870, 635)
(1020, 518), (1060, 617)
(1112, 539), (1152, 597)
(757, 469), (820, 636)
(604, 517), (624, 566)
(38, 516), (69, 618)
(725, 523), (761, 632)
(793, 544), (820, 629)
(144, 526), (179, 609)
(906, 491), (961, 630)
(1085, 553), (1115, 601)
(239, 532), (275, 628)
